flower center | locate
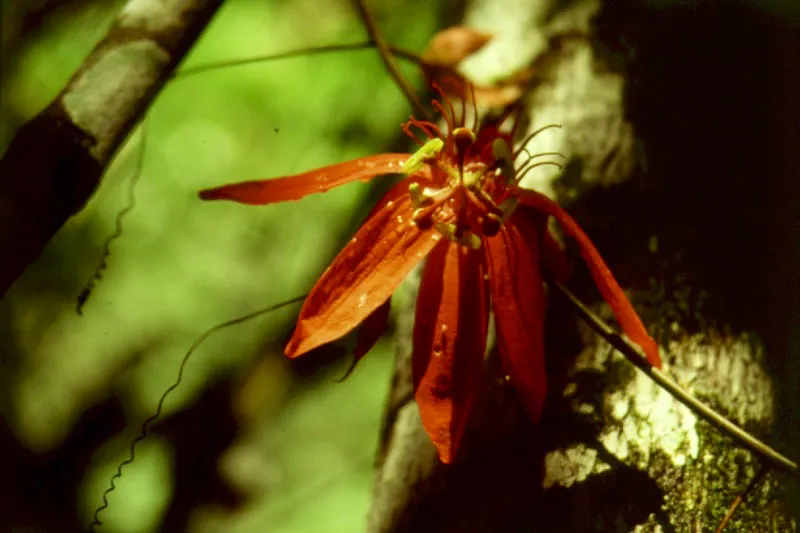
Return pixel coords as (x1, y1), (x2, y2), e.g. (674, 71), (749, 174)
(398, 81), (564, 250)
(402, 128), (515, 249)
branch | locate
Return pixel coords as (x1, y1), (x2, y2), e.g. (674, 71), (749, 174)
(0, 0), (225, 297)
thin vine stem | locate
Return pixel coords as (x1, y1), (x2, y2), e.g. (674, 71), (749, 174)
(174, 41), (426, 81)
(554, 281), (798, 475)
(87, 294), (306, 532)
(352, 0), (432, 121)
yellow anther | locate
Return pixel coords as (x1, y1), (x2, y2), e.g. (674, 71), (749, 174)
(403, 138), (444, 175)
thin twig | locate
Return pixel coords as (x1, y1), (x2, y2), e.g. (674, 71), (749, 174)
(715, 463), (769, 533)
(553, 281), (798, 475)
(174, 42), (426, 81)
(352, 0), (432, 121)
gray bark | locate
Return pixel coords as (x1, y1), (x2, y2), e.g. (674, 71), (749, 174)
(0, 0), (225, 296)
(368, 0), (798, 531)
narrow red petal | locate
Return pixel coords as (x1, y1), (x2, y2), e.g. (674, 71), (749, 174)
(485, 213), (548, 422)
(515, 188), (662, 368)
(413, 241), (488, 464)
(285, 180), (439, 357)
(199, 153), (410, 204)
(337, 298), (392, 382)
(515, 208), (572, 282)
(354, 298), (391, 359)
(543, 226), (573, 283)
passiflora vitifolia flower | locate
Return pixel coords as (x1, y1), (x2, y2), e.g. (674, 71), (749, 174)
(199, 84), (661, 463)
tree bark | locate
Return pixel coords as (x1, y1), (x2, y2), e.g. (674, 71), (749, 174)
(368, 0), (798, 531)
(0, 0), (225, 297)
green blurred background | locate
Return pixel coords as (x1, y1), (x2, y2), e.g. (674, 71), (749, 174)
(0, 0), (457, 531)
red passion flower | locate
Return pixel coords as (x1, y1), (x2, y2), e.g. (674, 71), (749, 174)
(199, 86), (661, 463)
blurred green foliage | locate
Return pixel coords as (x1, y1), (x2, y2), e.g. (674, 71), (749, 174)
(0, 0), (443, 531)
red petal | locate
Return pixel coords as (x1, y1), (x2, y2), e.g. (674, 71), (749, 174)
(515, 188), (662, 368)
(413, 241), (488, 464)
(543, 228), (572, 283)
(199, 153), (410, 204)
(336, 297), (392, 382)
(286, 180), (439, 357)
(515, 207), (572, 282)
(354, 298), (391, 359)
(485, 212), (548, 422)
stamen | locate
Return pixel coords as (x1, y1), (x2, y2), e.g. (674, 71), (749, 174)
(515, 161), (563, 183)
(402, 120), (428, 147)
(415, 120), (444, 140)
(469, 83), (478, 132)
(459, 83), (466, 128)
(515, 150), (566, 169)
(432, 81), (458, 132)
(452, 127), (476, 186)
(431, 100), (453, 135)
(437, 76), (469, 129)
(453, 128), (476, 156)
(513, 124), (562, 159)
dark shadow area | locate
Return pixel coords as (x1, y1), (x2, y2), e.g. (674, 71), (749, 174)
(388, 406), (665, 533)
(589, 0), (800, 519)
(0, 396), (126, 533)
(538, 465), (663, 533)
(153, 379), (243, 532)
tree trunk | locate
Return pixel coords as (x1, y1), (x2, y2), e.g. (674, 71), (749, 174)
(0, 0), (225, 296)
(368, 0), (798, 531)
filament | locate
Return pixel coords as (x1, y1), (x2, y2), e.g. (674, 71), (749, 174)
(515, 161), (563, 183)
(513, 124), (562, 159)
